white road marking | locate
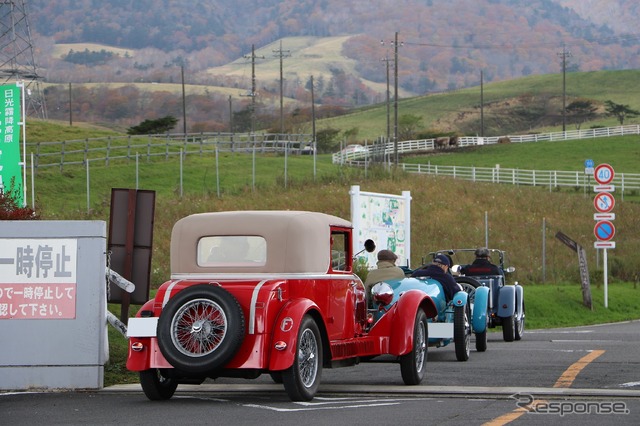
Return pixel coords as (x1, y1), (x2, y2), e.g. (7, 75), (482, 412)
(243, 397), (430, 412)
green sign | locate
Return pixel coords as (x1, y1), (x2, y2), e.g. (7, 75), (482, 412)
(0, 84), (22, 205)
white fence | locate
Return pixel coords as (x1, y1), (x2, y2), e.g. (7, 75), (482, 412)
(333, 125), (640, 195)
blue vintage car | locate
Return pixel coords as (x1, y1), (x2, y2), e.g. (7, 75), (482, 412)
(370, 274), (490, 361)
(430, 248), (525, 342)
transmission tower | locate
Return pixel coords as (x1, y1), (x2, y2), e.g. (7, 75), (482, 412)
(0, 0), (47, 119)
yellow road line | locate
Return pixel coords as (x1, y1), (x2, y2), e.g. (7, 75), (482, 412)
(554, 349), (605, 388)
(483, 400), (547, 426)
(483, 349), (605, 425)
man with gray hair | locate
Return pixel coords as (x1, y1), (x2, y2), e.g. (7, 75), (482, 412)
(364, 249), (405, 295)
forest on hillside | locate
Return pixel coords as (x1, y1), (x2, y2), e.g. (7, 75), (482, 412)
(22, 0), (640, 132)
(29, 0), (640, 94)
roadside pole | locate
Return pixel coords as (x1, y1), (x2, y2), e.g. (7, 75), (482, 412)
(593, 163), (616, 308)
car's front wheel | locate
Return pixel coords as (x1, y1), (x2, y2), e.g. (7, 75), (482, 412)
(139, 369), (178, 400)
(475, 304), (488, 352)
(454, 305), (471, 361)
(282, 315), (323, 401)
(400, 309), (428, 385)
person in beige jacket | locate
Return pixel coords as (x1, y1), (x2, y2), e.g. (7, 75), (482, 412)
(364, 249), (406, 296)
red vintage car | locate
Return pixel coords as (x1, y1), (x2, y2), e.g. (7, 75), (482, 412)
(126, 210), (436, 401)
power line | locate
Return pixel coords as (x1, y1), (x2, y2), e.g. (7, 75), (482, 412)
(404, 33), (640, 50)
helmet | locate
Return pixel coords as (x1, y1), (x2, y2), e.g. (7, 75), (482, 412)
(475, 247), (490, 258)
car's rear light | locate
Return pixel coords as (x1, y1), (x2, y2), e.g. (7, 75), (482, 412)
(367, 313), (374, 324)
(131, 341), (144, 352)
(274, 341), (287, 350)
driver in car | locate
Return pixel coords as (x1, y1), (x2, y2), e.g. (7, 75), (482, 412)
(461, 247), (501, 276)
(411, 254), (462, 301)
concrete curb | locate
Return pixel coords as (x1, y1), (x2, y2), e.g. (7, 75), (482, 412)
(102, 383), (640, 399)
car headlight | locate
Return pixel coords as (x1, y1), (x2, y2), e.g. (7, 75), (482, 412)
(371, 282), (394, 306)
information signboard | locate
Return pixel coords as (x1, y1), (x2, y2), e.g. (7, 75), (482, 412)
(350, 185), (411, 268)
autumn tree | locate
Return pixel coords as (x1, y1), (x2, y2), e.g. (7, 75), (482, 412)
(604, 100), (640, 125)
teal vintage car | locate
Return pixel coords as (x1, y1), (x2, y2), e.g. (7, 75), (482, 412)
(370, 274), (490, 362)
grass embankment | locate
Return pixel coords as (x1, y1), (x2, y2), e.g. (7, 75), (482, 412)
(24, 119), (640, 387)
(319, 69), (640, 140)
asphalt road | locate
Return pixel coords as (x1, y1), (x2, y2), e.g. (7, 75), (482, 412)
(2, 321), (640, 425)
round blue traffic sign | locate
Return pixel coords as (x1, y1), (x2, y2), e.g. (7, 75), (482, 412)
(594, 220), (615, 241)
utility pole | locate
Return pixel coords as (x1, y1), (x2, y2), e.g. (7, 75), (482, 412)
(381, 32), (402, 165)
(69, 83), (72, 126)
(381, 57), (391, 144)
(228, 95), (233, 133)
(557, 44), (572, 133)
(273, 41), (290, 135)
(310, 75), (316, 178)
(243, 45), (264, 134)
(181, 65), (187, 134)
(480, 70), (484, 137)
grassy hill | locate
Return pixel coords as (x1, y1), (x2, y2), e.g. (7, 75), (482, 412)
(21, 120), (640, 387)
(317, 69), (640, 141)
(25, 120), (640, 289)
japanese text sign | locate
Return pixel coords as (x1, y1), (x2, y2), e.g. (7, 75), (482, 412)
(0, 239), (77, 319)
(0, 84), (22, 204)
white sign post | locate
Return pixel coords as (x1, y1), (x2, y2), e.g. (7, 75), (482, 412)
(350, 185), (411, 269)
(593, 163), (615, 308)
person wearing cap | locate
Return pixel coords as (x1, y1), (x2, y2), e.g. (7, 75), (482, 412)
(462, 247), (501, 276)
(411, 253), (462, 301)
(364, 249), (406, 295)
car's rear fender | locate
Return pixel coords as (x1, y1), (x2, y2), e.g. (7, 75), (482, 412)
(515, 284), (524, 318)
(497, 285), (516, 317)
(388, 289), (438, 355)
(267, 298), (321, 371)
(472, 286), (490, 333)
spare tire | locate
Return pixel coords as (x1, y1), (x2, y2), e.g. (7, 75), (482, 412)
(157, 284), (245, 373)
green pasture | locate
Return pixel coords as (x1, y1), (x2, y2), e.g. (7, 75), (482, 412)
(318, 69), (640, 141)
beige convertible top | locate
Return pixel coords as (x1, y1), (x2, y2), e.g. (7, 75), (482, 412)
(170, 210), (352, 275)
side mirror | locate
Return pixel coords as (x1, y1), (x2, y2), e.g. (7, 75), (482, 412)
(364, 239), (376, 253)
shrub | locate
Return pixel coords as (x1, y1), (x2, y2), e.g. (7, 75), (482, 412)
(0, 178), (39, 220)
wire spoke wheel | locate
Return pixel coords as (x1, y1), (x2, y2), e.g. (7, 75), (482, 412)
(171, 298), (227, 357)
(157, 285), (244, 373)
(283, 316), (323, 401)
